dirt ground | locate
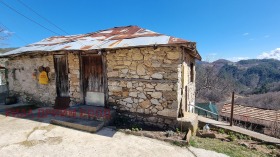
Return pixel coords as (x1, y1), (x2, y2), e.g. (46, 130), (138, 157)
(0, 114), (229, 157)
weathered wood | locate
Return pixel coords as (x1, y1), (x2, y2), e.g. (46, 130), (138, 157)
(54, 55), (69, 97)
(81, 55), (104, 95)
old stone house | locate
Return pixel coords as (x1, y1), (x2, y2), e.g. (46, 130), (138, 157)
(1, 26), (201, 129)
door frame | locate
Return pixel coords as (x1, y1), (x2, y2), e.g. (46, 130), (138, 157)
(79, 53), (108, 107)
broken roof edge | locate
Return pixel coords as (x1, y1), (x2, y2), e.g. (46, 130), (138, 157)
(0, 42), (201, 60)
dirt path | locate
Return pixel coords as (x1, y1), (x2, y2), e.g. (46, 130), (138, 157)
(0, 115), (228, 157)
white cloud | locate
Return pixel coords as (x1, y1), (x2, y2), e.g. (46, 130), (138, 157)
(258, 48), (280, 60)
(209, 53), (217, 56)
(204, 53), (218, 62)
(243, 33), (249, 36)
(227, 57), (249, 62)
(1, 30), (14, 35)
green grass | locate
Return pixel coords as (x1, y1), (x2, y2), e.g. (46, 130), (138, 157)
(190, 136), (269, 157)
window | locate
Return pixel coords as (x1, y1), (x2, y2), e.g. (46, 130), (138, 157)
(190, 62), (194, 82)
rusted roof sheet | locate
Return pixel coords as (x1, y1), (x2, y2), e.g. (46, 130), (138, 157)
(221, 104), (280, 127)
(1, 25), (200, 59)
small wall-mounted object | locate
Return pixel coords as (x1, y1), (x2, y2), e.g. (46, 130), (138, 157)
(39, 71), (49, 85)
(45, 67), (50, 73)
(37, 66), (51, 84)
(38, 66), (44, 72)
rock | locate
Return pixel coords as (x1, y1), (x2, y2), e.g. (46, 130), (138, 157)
(119, 81), (126, 87)
(129, 92), (138, 97)
(108, 86), (122, 92)
(122, 91), (129, 97)
(123, 98), (133, 103)
(138, 93), (147, 99)
(132, 52), (143, 60)
(136, 64), (146, 75)
(155, 83), (173, 91)
(164, 59), (172, 64)
(151, 92), (162, 99)
(200, 132), (216, 138)
(151, 99), (160, 105)
(133, 98), (138, 103)
(163, 91), (177, 100)
(166, 51), (180, 60)
(127, 82), (133, 88)
(146, 84), (154, 89)
(238, 142), (250, 148)
(136, 87), (143, 91)
(126, 103), (132, 108)
(107, 71), (118, 77)
(164, 119), (172, 125)
(123, 61), (131, 66)
(151, 108), (158, 113)
(151, 62), (161, 67)
(155, 105), (164, 111)
(147, 117), (157, 123)
(119, 101), (126, 106)
(157, 109), (177, 117)
(151, 73), (163, 79)
(139, 100), (151, 109)
(121, 69), (129, 74)
(137, 108), (144, 113)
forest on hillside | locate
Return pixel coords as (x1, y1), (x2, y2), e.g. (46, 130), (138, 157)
(196, 59), (280, 110)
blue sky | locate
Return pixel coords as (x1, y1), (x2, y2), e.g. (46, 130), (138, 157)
(0, 0), (280, 61)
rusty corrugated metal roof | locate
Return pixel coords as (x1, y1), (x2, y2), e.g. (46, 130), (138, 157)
(221, 104), (280, 126)
(1, 25), (200, 59)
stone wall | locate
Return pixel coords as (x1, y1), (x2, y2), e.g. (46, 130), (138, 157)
(68, 53), (83, 106)
(6, 54), (56, 105)
(106, 46), (183, 128)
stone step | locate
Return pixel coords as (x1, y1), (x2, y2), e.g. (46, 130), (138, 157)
(36, 106), (116, 125)
(50, 116), (104, 133)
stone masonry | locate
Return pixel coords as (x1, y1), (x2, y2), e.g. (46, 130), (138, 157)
(4, 46), (197, 129)
(6, 54), (56, 106)
(67, 53), (83, 106)
(106, 46), (196, 128)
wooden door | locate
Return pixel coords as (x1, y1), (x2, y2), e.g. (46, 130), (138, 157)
(54, 55), (69, 97)
(81, 55), (104, 106)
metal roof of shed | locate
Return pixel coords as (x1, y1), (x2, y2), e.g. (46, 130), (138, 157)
(1, 25), (201, 59)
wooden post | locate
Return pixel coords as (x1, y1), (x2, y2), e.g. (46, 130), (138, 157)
(230, 92), (235, 126)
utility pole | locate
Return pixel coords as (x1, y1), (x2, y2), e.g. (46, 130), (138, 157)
(230, 92), (235, 126)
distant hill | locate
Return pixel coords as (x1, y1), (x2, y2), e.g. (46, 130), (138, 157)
(0, 48), (16, 54)
(196, 59), (280, 95)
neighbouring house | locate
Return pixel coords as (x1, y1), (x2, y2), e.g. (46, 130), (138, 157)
(221, 104), (280, 137)
(0, 26), (201, 129)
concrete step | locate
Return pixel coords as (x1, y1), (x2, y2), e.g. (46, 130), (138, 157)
(178, 112), (199, 135)
(50, 116), (104, 133)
